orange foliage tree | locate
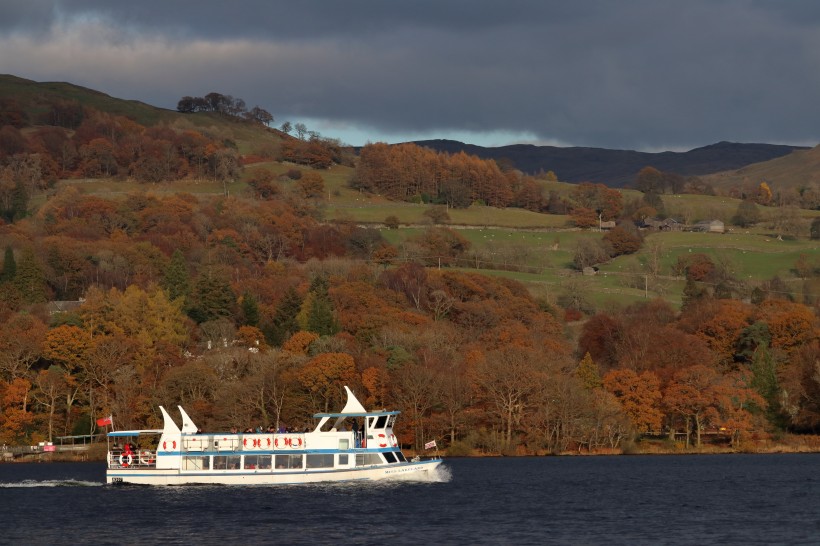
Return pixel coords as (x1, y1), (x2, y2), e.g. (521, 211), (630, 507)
(297, 352), (358, 413)
(603, 369), (663, 434)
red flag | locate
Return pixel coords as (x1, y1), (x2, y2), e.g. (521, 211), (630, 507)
(96, 416), (112, 426)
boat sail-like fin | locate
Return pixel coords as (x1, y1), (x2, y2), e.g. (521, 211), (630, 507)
(340, 386), (367, 414)
(159, 406), (181, 435)
(177, 406), (199, 433)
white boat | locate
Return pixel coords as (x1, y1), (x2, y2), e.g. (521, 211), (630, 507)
(105, 386), (442, 485)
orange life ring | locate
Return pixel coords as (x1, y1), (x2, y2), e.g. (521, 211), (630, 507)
(378, 434), (387, 448)
(289, 436), (303, 449)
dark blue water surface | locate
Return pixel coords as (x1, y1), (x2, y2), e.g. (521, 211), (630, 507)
(1, 454), (819, 545)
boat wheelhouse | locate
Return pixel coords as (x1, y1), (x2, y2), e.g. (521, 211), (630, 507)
(105, 386), (442, 485)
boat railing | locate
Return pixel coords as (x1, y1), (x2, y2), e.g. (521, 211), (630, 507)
(107, 449), (157, 469)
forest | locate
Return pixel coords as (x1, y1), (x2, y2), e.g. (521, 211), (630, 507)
(0, 94), (819, 456)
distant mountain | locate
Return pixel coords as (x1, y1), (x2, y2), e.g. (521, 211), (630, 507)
(412, 139), (808, 187)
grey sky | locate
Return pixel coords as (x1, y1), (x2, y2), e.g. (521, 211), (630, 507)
(1, 1), (819, 150)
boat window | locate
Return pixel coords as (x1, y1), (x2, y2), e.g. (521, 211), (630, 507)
(374, 415), (387, 429)
(396, 452), (406, 462)
(214, 455), (241, 470)
(244, 455), (271, 470)
(338, 454), (349, 466)
(275, 454), (303, 469)
(338, 438), (349, 450)
(383, 452), (397, 464)
(306, 454), (334, 468)
(182, 456), (208, 471)
(355, 453), (384, 466)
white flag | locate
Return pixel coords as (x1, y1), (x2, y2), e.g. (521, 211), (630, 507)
(424, 440), (437, 450)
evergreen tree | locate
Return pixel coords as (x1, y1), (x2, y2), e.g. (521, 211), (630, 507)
(306, 276), (339, 336)
(642, 191), (665, 217)
(732, 199), (761, 227)
(750, 343), (786, 429)
(0, 246), (16, 284)
(265, 286), (303, 346)
(576, 352), (603, 390)
(811, 217), (820, 240)
(162, 249), (190, 303)
(681, 278), (705, 310)
(240, 291), (260, 327)
(13, 247), (48, 303)
(187, 269), (236, 323)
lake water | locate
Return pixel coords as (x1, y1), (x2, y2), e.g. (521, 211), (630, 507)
(1, 454), (819, 545)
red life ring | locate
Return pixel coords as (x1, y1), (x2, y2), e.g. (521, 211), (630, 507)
(274, 436), (287, 449)
(162, 441), (166, 450)
(118, 454), (133, 467)
(378, 434), (387, 448)
(289, 436), (303, 449)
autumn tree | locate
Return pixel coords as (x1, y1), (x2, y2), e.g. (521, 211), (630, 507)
(663, 365), (722, 447)
(32, 366), (73, 441)
(603, 369), (663, 434)
(0, 312), (48, 380)
(392, 360), (441, 451)
(297, 352), (357, 413)
(602, 225), (643, 257)
(472, 346), (544, 449)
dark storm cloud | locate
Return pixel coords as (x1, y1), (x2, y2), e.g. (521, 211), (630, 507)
(1, 1), (819, 149)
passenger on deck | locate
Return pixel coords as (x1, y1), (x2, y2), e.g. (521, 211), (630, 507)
(230, 426), (238, 434)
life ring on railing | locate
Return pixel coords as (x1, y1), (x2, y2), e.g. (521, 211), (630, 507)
(139, 450), (154, 465)
(289, 436), (303, 449)
(378, 434), (387, 448)
(119, 454), (133, 467)
(390, 434), (398, 447)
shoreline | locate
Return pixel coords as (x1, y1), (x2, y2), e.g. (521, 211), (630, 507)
(4, 440), (820, 463)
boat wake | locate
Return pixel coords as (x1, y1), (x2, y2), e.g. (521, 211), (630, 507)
(0, 479), (103, 488)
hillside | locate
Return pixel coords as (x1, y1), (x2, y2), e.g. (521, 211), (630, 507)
(413, 139), (808, 187)
(702, 144), (820, 192)
(0, 74), (287, 154)
(1, 75), (819, 457)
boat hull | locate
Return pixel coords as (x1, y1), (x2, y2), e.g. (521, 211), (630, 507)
(106, 459), (442, 486)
